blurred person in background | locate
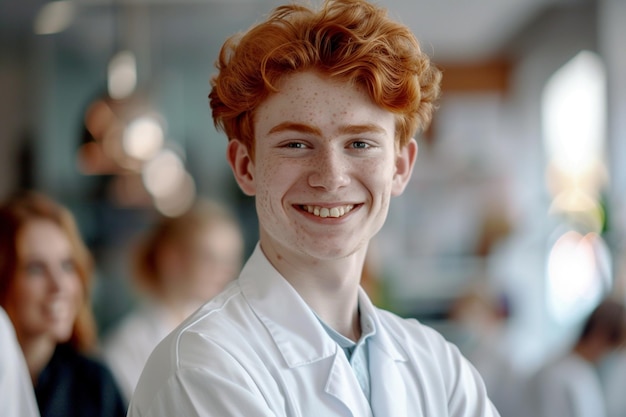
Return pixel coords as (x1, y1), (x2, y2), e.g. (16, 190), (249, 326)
(600, 311), (626, 417)
(0, 305), (40, 417)
(448, 288), (524, 417)
(102, 198), (244, 403)
(527, 297), (626, 417)
(0, 190), (127, 417)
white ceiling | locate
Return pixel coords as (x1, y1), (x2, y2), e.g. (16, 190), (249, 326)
(377, 0), (560, 62)
(1, 0), (567, 64)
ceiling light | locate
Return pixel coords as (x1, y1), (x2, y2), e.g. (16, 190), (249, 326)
(122, 115), (164, 161)
(34, 1), (76, 35)
(108, 51), (137, 100)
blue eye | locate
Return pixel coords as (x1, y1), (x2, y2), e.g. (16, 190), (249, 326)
(351, 141), (369, 149)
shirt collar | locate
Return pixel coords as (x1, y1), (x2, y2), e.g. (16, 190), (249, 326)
(317, 302), (377, 362)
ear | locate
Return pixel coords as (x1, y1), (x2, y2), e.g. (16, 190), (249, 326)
(391, 138), (418, 196)
(227, 139), (256, 196)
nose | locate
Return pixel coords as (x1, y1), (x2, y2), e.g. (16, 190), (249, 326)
(46, 267), (66, 293)
(307, 147), (351, 190)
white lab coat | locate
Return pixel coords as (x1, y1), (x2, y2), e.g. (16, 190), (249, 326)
(128, 245), (500, 417)
(0, 306), (40, 417)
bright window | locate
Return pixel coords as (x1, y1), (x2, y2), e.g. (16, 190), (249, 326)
(542, 50), (610, 324)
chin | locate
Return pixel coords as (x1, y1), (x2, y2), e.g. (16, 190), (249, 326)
(301, 243), (360, 261)
(52, 327), (74, 343)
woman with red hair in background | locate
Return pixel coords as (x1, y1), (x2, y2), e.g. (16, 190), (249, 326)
(0, 191), (126, 417)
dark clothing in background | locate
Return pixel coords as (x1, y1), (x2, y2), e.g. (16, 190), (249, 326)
(35, 343), (127, 417)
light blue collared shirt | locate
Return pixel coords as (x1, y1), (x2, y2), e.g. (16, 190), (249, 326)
(318, 305), (376, 403)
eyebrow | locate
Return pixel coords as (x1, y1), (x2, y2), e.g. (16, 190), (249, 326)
(267, 122), (387, 136)
(268, 122), (321, 136)
(338, 124), (387, 135)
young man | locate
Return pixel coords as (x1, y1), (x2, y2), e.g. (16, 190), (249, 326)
(129, 1), (500, 415)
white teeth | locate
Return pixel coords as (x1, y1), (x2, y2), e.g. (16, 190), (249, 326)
(302, 205), (354, 218)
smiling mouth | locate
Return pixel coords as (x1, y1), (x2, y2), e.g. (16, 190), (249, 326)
(300, 204), (355, 218)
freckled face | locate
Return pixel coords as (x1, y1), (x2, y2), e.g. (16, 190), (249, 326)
(229, 70), (416, 263)
(4, 220), (82, 344)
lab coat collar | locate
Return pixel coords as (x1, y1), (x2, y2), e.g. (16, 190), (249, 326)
(238, 244), (408, 368)
(238, 244), (336, 367)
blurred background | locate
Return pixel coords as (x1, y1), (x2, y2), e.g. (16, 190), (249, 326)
(1, 0), (625, 377)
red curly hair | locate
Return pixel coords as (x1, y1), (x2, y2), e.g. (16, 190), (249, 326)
(209, 0), (441, 159)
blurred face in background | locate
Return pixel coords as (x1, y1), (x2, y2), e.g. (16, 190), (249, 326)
(4, 219), (82, 344)
(159, 222), (244, 304)
(187, 222), (243, 300)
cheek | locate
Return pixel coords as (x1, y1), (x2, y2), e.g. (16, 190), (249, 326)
(256, 163), (291, 207)
(365, 160), (395, 189)
(10, 277), (40, 307)
(257, 157), (283, 184)
(66, 275), (85, 308)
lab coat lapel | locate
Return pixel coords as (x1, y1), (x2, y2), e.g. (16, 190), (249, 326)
(369, 341), (411, 417)
(325, 351), (373, 417)
(360, 290), (414, 417)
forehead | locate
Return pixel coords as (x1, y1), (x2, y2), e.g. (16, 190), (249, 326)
(254, 70), (395, 137)
(18, 219), (71, 258)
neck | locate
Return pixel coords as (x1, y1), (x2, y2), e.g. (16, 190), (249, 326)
(19, 335), (57, 384)
(333, 303), (362, 342)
